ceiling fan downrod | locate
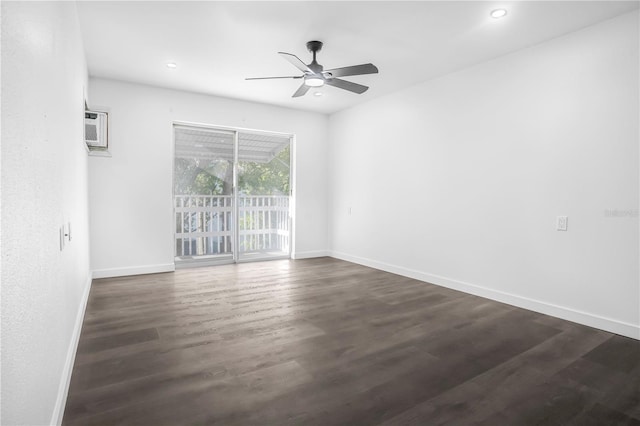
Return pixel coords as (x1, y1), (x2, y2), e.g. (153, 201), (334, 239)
(306, 40), (323, 72)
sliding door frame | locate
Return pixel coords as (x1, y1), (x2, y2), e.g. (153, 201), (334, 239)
(172, 121), (295, 268)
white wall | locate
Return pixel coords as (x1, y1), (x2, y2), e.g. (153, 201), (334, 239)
(328, 12), (639, 338)
(88, 79), (328, 277)
(1, 2), (91, 424)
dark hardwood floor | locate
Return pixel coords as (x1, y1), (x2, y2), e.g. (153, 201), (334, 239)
(63, 257), (640, 425)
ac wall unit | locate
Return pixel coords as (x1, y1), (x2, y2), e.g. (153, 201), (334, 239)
(85, 110), (108, 149)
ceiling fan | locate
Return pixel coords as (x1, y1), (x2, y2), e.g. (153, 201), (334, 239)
(246, 41), (379, 98)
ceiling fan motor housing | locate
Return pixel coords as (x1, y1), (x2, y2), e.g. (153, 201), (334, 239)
(306, 40), (323, 53)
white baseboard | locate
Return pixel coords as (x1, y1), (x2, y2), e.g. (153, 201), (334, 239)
(50, 274), (92, 425)
(92, 263), (175, 279)
(291, 250), (330, 260)
(329, 250), (640, 340)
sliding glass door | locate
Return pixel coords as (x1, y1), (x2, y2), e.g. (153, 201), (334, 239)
(173, 124), (291, 266)
(237, 132), (291, 261)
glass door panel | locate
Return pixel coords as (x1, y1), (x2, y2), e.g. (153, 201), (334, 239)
(237, 132), (291, 261)
(174, 126), (235, 264)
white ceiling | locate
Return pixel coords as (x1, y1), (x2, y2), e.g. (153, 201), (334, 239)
(77, 1), (639, 115)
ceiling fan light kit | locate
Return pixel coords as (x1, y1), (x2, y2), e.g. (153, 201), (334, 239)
(304, 75), (324, 87)
(246, 40), (379, 98)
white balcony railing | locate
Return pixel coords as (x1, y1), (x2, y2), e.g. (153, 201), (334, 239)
(175, 195), (290, 258)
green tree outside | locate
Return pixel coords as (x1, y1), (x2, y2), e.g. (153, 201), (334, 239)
(174, 145), (290, 196)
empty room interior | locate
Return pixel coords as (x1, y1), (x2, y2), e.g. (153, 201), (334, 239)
(2, 1), (640, 425)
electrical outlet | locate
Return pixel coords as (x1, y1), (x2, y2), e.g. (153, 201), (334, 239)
(556, 216), (568, 231)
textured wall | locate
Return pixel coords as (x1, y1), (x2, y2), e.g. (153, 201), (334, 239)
(1, 2), (91, 424)
(328, 12), (639, 337)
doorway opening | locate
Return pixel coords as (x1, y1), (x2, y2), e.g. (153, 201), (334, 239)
(173, 123), (293, 266)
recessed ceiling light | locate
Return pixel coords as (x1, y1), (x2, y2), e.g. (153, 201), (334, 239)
(490, 9), (507, 19)
(314, 92), (323, 97)
(166, 62), (177, 69)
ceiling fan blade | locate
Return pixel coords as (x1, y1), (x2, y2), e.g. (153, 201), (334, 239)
(279, 52), (313, 73)
(325, 78), (369, 94)
(324, 63), (379, 78)
(245, 76), (302, 80)
(292, 83), (310, 98)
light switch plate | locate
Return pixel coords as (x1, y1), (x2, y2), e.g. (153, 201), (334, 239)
(557, 216), (568, 231)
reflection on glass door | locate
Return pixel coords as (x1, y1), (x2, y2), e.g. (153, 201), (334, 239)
(174, 126), (235, 263)
(237, 132), (291, 261)
(173, 124), (292, 266)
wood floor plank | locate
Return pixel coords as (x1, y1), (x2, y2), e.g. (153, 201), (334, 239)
(76, 327), (160, 354)
(582, 335), (640, 373)
(379, 325), (611, 426)
(63, 258), (640, 425)
(569, 403), (640, 426)
(558, 356), (640, 420)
